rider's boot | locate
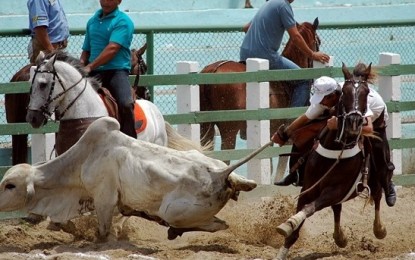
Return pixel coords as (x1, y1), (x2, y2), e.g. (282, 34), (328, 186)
(385, 162), (396, 207)
(274, 171), (299, 186)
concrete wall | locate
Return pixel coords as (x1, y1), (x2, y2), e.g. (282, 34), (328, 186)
(1, 0), (415, 32)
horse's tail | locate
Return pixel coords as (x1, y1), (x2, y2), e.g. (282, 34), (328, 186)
(165, 122), (213, 152)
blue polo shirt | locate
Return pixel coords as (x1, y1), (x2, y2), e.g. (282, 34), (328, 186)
(240, 0), (296, 62)
(82, 7), (134, 71)
(27, 0), (69, 43)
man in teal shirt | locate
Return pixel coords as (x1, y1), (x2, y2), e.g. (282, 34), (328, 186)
(80, 0), (136, 138)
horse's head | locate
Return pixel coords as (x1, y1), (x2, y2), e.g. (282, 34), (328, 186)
(131, 43), (151, 101)
(131, 43), (148, 75)
(26, 51), (87, 128)
(335, 62), (370, 145)
(282, 17), (321, 68)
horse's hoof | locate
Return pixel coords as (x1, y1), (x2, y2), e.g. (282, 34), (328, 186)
(276, 222), (292, 237)
(374, 225), (387, 239)
(333, 234), (348, 248)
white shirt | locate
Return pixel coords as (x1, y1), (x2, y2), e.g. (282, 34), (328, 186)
(305, 84), (388, 122)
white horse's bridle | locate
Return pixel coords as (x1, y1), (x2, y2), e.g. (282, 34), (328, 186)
(31, 60), (87, 120)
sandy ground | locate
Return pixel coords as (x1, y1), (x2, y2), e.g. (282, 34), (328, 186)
(0, 185), (414, 260)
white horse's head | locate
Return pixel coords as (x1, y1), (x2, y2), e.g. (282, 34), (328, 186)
(26, 51), (89, 128)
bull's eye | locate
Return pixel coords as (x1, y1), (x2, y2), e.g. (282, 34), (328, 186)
(5, 183), (15, 190)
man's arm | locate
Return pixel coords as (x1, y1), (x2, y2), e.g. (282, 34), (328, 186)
(242, 22), (251, 33)
(33, 26), (54, 52)
(84, 42), (121, 73)
(286, 26), (330, 64)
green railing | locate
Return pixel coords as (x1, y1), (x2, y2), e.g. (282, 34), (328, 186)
(1, 64), (415, 186)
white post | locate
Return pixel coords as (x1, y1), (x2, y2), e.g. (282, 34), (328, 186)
(29, 65), (56, 164)
(176, 61), (200, 142)
(378, 53), (402, 175)
(246, 58), (271, 184)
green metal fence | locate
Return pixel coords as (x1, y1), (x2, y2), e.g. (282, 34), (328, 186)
(0, 21), (415, 174)
(1, 20), (415, 115)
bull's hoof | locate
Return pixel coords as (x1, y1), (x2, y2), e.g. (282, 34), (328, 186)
(167, 227), (183, 240)
(276, 222), (293, 238)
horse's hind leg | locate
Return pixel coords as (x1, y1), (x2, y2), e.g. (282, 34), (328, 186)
(11, 135), (28, 165)
(332, 204), (348, 248)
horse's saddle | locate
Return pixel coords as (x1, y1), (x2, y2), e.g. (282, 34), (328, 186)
(97, 87), (147, 134)
(97, 87), (119, 120)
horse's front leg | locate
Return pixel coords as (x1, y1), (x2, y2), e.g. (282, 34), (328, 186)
(373, 190), (387, 239)
(332, 204), (348, 248)
(276, 201), (316, 260)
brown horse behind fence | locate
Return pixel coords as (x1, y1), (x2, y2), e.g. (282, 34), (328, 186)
(199, 18), (321, 153)
(5, 44), (149, 165)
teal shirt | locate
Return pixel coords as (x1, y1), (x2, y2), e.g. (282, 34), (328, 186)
(82, 7), (134, 71)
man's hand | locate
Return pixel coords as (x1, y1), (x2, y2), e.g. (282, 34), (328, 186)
(271, 125), (289, 146)
(84, 64), (92, 75)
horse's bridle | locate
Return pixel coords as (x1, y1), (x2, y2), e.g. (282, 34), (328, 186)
(30, 59), (87, 121)
(335, 79), (368, 147)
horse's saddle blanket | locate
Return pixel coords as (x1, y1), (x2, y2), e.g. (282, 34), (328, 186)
(97, 87), (147, 134)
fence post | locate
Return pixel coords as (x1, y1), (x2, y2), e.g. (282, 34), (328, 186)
(378, 52), (402, 175)
(246, 58), (271, 184)
(29, 66), (56, 164)
(176, 61), (200, 142)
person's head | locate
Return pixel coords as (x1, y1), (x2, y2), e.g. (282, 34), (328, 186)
(310, 76), (341, 107)
(100, 0), (121, 16)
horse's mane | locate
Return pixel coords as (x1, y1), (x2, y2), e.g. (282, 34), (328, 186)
(44, 50), (101, 91)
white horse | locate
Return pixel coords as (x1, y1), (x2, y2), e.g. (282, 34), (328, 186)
(26, 50), (206, 155)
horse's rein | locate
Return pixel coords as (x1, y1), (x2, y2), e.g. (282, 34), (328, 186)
(132, 55), (146, 88)
(335, 79), (367, 147)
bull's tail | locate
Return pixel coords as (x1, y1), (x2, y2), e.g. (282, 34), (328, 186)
(165, 122), (213, 152)
(220, 141), (274, 177)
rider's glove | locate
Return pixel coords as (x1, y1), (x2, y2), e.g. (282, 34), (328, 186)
(271, 124), (289, 146)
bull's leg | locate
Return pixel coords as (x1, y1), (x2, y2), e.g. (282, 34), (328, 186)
(332, 204), (347, 248)
(228, 172), (257, 192)
(167, 217), (228, 240)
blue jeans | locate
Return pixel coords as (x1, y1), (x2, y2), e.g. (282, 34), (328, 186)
(270, 55), (311, 107)
(240, 48), (310, 107)
(91, 69), (137, 138)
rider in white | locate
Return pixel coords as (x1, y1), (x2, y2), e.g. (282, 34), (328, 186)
(273, 70), (396, 207)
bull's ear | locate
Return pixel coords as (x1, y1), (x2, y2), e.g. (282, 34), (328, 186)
(35, 51), (45, 66)
(26, 181), (35, 203)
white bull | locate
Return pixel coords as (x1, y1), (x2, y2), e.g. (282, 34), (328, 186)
(0, 117), (267, 240)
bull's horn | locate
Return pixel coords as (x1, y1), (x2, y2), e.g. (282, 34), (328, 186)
(220, 140), (273, 176)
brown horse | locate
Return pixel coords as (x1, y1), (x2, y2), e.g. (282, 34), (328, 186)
(199, 18), (321, 152)
(5, 43), (149, 165)
(275, 63), (386, 260)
